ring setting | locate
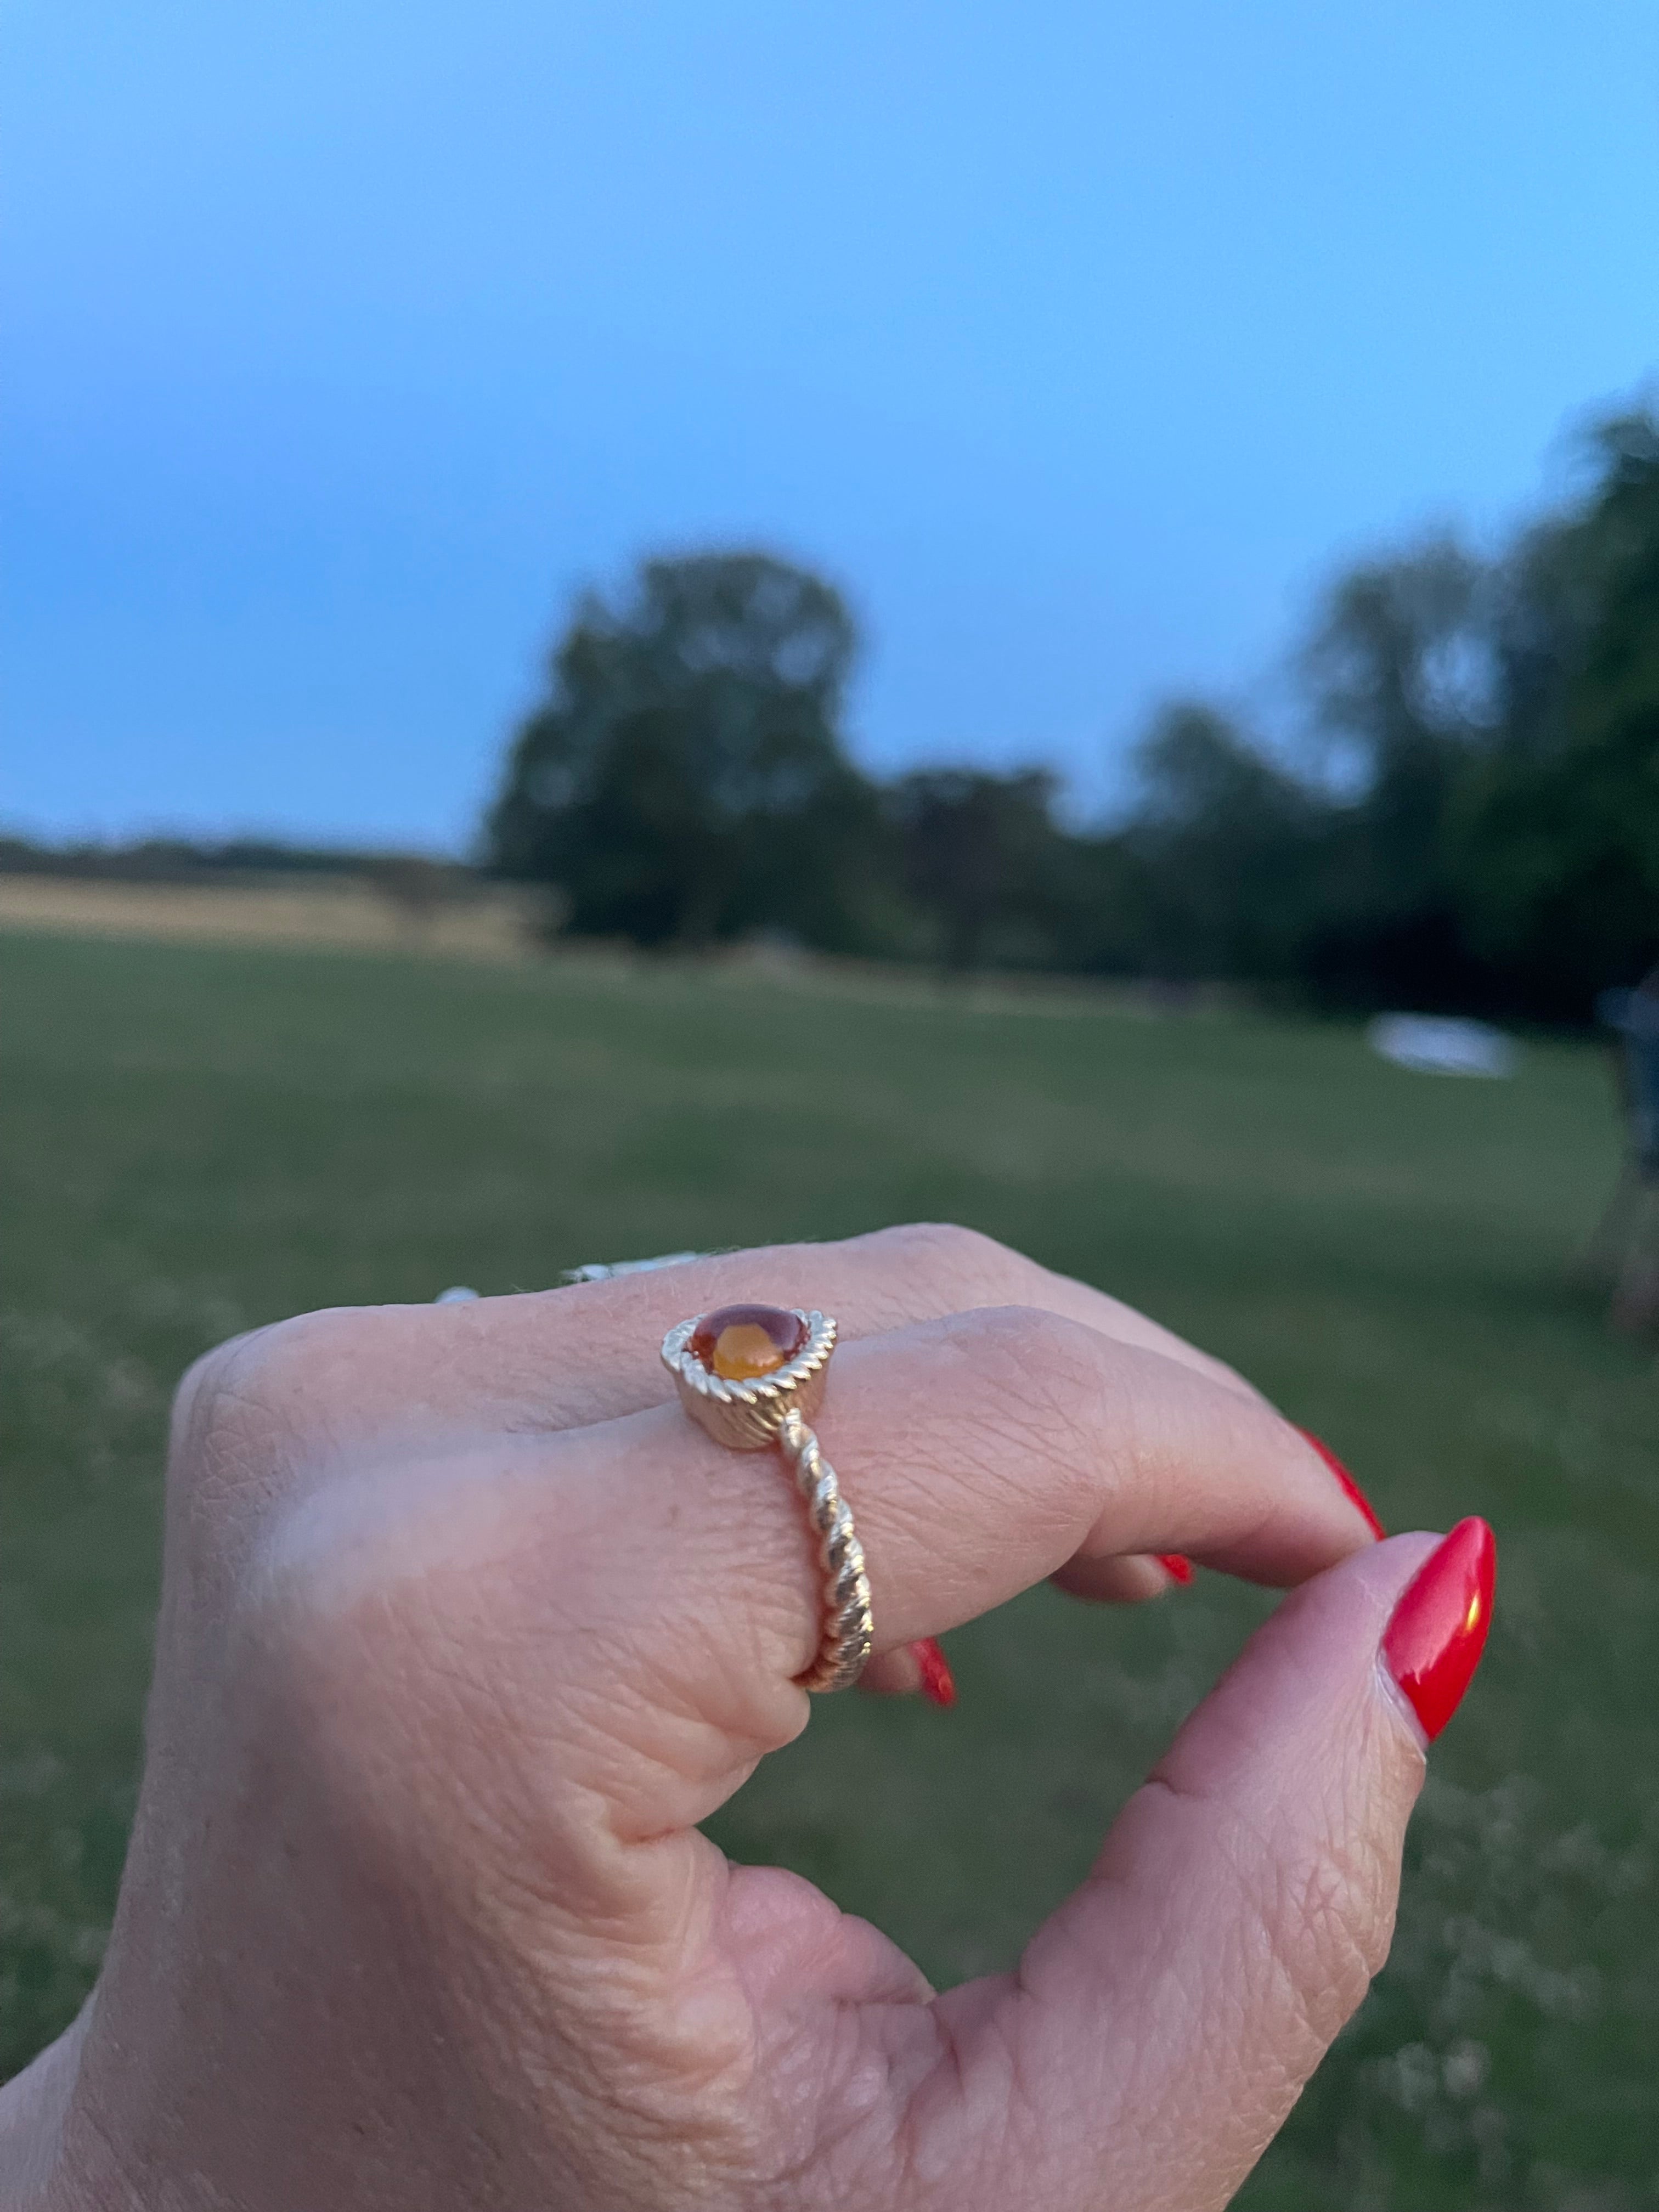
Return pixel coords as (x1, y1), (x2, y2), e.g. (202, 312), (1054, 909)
(662, 1304), (872, 1692)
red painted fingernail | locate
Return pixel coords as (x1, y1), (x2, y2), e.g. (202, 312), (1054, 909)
(1297, 1427), (1386, 1540)
(1381, 1517), (1496, 1742)
(1154, 1553), (1194, 1585)
(911, 1637), (956, 1708)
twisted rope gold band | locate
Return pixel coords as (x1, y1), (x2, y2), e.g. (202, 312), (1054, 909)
(660, 1307), (871, 1693)
(775, 1407), (874, 1692)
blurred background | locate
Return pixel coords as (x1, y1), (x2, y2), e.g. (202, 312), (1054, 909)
(5, 4), (1658, 2205)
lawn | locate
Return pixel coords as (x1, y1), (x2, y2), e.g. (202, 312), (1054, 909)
(3, 928), (1656, 2210)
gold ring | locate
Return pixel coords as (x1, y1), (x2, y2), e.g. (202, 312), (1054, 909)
(661, 1304), (872, 1692)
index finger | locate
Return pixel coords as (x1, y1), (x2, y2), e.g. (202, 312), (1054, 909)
(707, 1307), (1370, 1646)
(524, 1300), (1379, 1811)
(200, 1224), (1263, 1466)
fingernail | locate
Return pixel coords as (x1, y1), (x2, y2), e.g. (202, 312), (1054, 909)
(1381, 1517), (1496, 1742)
(1154, 1553), (1194, 1585)
(911, 1637), (956, 1708)
(1297, 1427), (1386, 1540)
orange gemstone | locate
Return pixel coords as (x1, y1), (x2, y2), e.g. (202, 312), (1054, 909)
(689, 1303), (808, 1381)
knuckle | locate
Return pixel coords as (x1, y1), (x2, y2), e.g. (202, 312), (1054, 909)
(167, 1307), (386, 1536)
(167, 1328), (283, 1528)
(177, 1305), (376, 1442)
(955, 1303), (1114, 1432)
(862, 1220), (1028, 1301)
(924, 1304), (1118, 1521)
(172, 1327), (267, 1440)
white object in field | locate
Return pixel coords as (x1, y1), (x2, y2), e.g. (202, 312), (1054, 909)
(433, 1285), (481, 1304)
(1367, 1014), (1516, 1079)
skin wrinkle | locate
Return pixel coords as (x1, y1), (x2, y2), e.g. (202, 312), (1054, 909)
(749, 1993), (902, 2211)
(1210, 1437), (1342, 1582)
(888, 1994), (979, 2204)
(556, 1417), (822, 1657)
(1127, 1764), (1393, 2087)
(419, 1815), (759, 2204)
(483, 1583), (781, 1846)
(933, 1988), (1050, 2207)
(838, 1312), (1152, 1596)
(170, 1376), (295, 1580)
(555, 1606), (811, 1820)
(1273, 1855), (1384, 2041)
(1064, 1377), (1184, 1559)
(1062, 1361), (1312, 1580)
(185, 1314), (464, 1501)
(258, 1586), (635, 1949)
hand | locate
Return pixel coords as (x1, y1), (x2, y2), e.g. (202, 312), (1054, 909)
(1, 1224), (1490, 2211)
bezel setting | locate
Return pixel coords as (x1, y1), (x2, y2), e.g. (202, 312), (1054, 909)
(662, 1307), (837, 1449)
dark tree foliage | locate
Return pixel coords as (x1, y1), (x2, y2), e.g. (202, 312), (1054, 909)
(487, 553), (881, 950)
(1447, 414), (1659, 1015)
(1295, 539), (1494, 1008)
(888, 768), (1072, 973)
(1133, 408), (1659, 1019)
(482, 407), (1659, 1017)
(1121, 705), (1327, 984)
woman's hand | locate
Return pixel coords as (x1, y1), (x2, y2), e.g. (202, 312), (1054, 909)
(1, 1224), (1488, 2211)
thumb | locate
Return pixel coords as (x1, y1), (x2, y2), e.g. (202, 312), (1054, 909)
(911, 1523), (1495, 2212)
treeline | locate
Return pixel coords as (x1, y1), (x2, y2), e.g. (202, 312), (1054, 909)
(0, 834), (484, 928)
(0, 836), (403, 882)
(489, 408), (1659, 1022)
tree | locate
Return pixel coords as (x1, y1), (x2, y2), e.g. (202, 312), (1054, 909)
(1121, 703), (1325, 984)
(1109, 415), (1659, 1019)
(487, 553), (880, 950)
(478, 402), (1659, 1014)
(888, 766), (1070, 973)
(1296, 537), (1499, 1008)
(1448, 412), (1659, 1015)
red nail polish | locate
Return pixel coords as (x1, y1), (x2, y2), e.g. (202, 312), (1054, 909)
(1381, 1517), (1496, 1742)
(1154, 1553), (1194, 1585)
(1298, 1427), (1386, 1540)
(911, 1637), (956, 1708)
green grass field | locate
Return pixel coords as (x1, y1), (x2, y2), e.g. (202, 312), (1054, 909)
(4, 929), (1657, 2209)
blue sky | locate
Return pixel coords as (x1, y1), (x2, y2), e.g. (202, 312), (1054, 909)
(5, 0), (1656, 849)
